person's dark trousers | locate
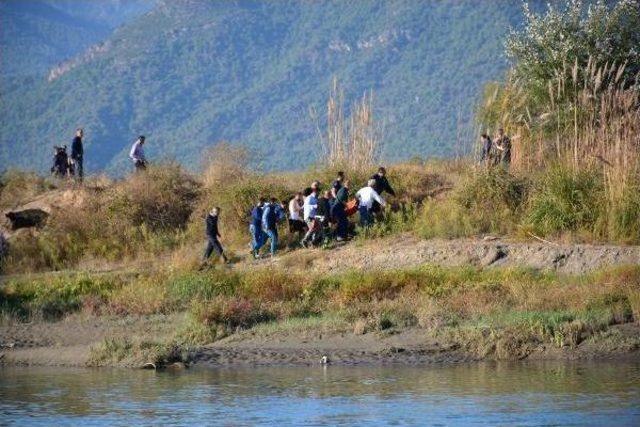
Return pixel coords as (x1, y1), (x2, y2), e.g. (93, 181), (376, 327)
(331, 203), (348, 239)
(135, 160), (146, 172)
(203, 236), (224, 260)
(74, 156), (83, 182)
(358, 205), (373, 227)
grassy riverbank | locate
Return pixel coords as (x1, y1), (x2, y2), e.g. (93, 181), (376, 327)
(2, 261), (639, 367)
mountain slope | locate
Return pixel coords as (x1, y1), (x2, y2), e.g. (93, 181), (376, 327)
(0, 0), (536, 174)
(0, 0), (155, 79)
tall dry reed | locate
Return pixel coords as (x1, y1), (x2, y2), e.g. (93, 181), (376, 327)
(318, 77), (381, 173)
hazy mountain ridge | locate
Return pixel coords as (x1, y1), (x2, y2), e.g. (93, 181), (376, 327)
(0, 0), (538, 175)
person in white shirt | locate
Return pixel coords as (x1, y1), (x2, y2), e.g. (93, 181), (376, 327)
(129, 135), (147, 171)
(287, 192), (305, 246)
(301, 187), (321, 247)
(356, 179), (385, 227)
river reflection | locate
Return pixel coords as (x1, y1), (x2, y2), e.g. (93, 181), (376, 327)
(1, 361), (639, 426)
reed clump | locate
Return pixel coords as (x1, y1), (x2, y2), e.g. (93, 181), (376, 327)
(476, 0), (640, 243)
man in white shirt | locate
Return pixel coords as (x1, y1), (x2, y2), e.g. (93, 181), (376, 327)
(301, 188), (320, 247)
(129, 135), (147, 171)
(356, 179), (386, 227)
(287, 192), (305, 246)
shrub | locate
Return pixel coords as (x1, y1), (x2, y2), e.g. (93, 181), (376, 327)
(190, 297), (274, 330)
(527, 167), (603, 236)
(456, 168), (528, 234)
(166, 270), (240, 305)
(416, 198), (476, 239)
(0, 170), (52, 209)
(0, 274), (121, 320)
(107, 275), (171, 315)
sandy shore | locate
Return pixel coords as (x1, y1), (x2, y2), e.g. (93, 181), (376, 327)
(1, 313), (638, 368)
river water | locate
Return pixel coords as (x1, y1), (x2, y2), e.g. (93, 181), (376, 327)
(1, 361), (639, 426)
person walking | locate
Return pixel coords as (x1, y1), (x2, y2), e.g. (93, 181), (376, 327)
(495, 128), (512, 168)
(202, 207), (228, 266)
(129, 135), (147, 171)
(250, 198), (266, 259)
(331, 171), (345, 198)
(301, 187), (320, 247)
(331, 179), (350, 241)
(288, 192), (305, 247)
(356, 179), (386, 227)
(262, 198), (279, 257)
(369, 167), (395, 218)
(71, 128), (84, 182)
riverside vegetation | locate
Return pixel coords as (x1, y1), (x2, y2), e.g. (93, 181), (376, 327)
(1, 0), (639, 367)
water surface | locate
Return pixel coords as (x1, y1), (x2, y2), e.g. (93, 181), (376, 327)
(1, 361), (639, 426)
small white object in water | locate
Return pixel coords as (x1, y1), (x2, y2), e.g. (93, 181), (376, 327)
(320, 355), (329, 364)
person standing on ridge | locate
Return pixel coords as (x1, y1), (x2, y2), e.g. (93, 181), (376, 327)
(495, 128), (512, 168)
(480, 133), (493, 168)
(201, 207), (228, 267)
(51, 145), (70, 178)
(71, 128), (84, 182)
(129, 135), (147, 171)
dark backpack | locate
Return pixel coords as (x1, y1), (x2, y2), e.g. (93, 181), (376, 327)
(264, 204), (277, 230)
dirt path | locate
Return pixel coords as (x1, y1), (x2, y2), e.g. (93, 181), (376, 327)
(253, 234), (640, 275)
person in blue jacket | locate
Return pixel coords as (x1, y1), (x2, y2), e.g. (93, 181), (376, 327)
(262, 197), (280, 257)
(249, 198), (266, 259)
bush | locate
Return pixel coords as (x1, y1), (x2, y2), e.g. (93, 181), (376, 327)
(0, 170), (52, 209)
(0, 274), (121, 320)
(527, 167), (603, 236)
(190, 297), (274, 330)
(416, 198), (476, 239)
(3, 163), (199, 272)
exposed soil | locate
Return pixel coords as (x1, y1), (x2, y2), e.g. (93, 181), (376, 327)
(0, 314), (179, 367)
(254, 233), (640, 275)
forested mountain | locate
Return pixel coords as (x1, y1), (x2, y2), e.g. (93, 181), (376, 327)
(0, 0), (155, 79)
(0, 0), (540, 175)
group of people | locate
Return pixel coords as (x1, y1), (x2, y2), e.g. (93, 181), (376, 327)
(202, 167), (397, 264)
(50, 128), (84, 180)
(480, 128), (511, 168)
(50, 130), (149, 180)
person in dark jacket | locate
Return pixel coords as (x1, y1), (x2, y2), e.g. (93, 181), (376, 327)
(202, 207), (228, 265)
(370, 166), (395, 216)
(331, 171), (344, 198)
(51, 145), (70, 178)
(330, 179), (350, 241)
(480, 133), (493, 167)
(71, 128), (84, 181)
(249, 198), (266, 259)
(262, 198), (279, 256)
(495, 128), (512, 168)
(317, 190), (333, 225)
